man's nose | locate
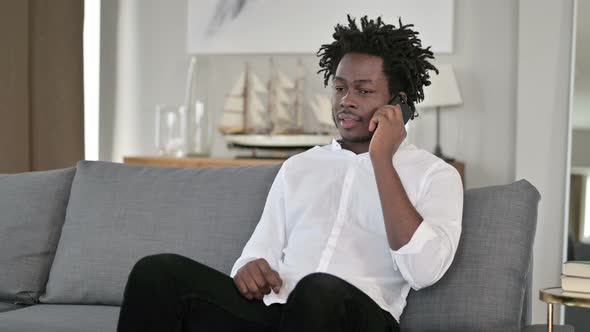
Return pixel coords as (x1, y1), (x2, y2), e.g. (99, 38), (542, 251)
(340, 92), (357, 109)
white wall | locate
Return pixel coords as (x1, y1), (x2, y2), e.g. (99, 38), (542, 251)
(100, 0), (190, 161)
(100, 0), (519, 190)
(516, 0), (575, 324)
(99, 0), (576, 324)
(571, 0), (590, 168)
(573, 0), (590, 129)
(432, 0), (518, 189)
(572, 130), (590, 167)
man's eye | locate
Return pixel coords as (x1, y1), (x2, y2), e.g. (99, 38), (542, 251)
(333, 86), (345, 92)
(358, 89), (372, 95)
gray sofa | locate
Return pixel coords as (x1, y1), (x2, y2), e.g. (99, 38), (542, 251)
(0, 160), (542, 331)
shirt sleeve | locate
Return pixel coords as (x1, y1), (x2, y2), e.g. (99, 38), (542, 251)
(390, 161), (463, 290)
(230, 164), (288, 277)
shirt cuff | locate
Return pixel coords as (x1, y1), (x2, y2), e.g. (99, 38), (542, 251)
(390, 221), (439, 256)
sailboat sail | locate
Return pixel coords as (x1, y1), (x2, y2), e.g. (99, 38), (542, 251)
(270, 62), (309, 135)
(218, 71), (246, 134)
(277, 70), (294, 89)
(292, 59), (305, 132)
(309, 94), (335, 134)
(229, 72), (245, 95)
(218, 65), (270, 134)
(247, 72), (269, 133)
(269, 64), (295, 134)
(250, 72), (267, 94)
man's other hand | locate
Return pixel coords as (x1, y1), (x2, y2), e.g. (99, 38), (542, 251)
(233, 258), (282, 300)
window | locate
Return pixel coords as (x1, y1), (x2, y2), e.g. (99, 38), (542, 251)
(83, 0), (100, 160)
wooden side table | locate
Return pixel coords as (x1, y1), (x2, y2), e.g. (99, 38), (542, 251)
(539, 287), (590, 332)
(123, 156), (465, 185)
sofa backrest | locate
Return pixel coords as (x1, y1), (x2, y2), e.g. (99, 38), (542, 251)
(0, 168), (76, 304)
(41, 161), (281, 305)
(400, 179), (540, 332)
(29, 161), (539, 332)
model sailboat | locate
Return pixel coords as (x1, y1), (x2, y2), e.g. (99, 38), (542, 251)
(268, 59), (305, 134)
(218, 60), (333, 151)
(308, 94), (335, 134)
(218, 63), (270, 134)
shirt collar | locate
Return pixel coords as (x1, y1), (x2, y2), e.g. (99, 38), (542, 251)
(330, 137), (409, 152)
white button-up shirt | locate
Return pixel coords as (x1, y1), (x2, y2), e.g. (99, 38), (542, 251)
(230, 138), (463, 321)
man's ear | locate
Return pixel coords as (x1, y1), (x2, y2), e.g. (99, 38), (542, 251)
(398, 92), (408, 103)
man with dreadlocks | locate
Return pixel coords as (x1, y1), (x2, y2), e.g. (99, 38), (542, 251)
(117, 15), (463, 332)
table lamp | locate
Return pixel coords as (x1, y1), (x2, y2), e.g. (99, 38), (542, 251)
(416, 64), (462, 162)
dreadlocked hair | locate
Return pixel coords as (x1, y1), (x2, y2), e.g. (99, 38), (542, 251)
(317, 15), (438, 118)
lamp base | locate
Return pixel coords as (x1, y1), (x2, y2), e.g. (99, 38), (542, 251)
(433, 107), (455, 163)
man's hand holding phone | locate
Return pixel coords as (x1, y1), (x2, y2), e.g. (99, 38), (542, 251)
(233, 258), (282, 300)
(368, 95), (408, 163)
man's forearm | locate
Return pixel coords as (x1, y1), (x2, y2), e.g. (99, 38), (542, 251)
(372, 157), (423, 250)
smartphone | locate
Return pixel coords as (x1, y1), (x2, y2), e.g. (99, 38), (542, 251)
(389, 94), (413, 124)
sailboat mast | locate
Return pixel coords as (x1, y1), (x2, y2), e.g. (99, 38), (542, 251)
(294, 84), (300, 128)
(267, 58), (274, 133)
(243, 63), (249, 133)
(295, 59), (304, 129)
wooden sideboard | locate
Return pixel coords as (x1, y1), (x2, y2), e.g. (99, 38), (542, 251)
(123, 156), (465, 185)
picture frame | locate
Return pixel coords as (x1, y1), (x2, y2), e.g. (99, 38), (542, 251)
(187, 0), (455, 54)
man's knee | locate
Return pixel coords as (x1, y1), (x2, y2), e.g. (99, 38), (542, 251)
(289, 273), (351, 305)
(131, 253), (183, 273)
(127, 253), (188, 287)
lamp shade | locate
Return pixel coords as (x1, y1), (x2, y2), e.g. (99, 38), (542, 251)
(416, 64), (462, 108)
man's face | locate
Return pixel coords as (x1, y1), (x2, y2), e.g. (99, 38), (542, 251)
(331, 53), (392, 143)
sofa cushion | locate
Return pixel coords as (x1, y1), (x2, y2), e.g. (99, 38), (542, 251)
(0, 304), (119, 332)
(400, 179), (540, 332)
(0, 168), (76, 304)
(41, 161), (280, 305)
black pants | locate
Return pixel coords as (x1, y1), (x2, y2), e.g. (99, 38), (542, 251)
(117, 253), (400, 332)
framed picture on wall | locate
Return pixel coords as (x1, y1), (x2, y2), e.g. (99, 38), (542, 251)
(187, 0), (455, 54)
